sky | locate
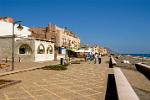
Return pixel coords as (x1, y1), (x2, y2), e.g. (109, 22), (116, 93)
(0, 0), (150, 54)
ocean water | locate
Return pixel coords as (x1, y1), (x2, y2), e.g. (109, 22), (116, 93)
(125, 54), (150, 58)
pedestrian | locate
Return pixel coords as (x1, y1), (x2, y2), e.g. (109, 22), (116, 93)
(98, 53), (102, 64)
(90, 52), (94, 63)
(84, 53), (87, 62)
(86, 52), (91, 63)
(94, 53), (99, 64)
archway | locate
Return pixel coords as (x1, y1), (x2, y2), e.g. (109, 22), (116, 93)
(19, 44), (32, 54)
(47, 45), (53, 54)
(37, 44), (45, 54)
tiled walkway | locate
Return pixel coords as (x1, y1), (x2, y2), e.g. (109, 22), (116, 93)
(0, 57), (109, 100)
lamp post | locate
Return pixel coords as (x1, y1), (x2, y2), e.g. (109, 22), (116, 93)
(11, 21), (23, 71)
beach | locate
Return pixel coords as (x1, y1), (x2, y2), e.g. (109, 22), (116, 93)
(114, 55), (150, 100)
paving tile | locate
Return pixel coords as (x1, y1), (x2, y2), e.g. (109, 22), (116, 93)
(35, 94), (61, 100)
(54, 89), (71, 96)
(0, 57), (109, 100)
(42, 84), (58, 89)
(83, 84), (101, 88)
(47, 87), (68, 93)
(67, 85), (88, 91)
(29, 89), (49, 96)
(0, 94), (6, 100)
(22, 86), (43, 92)
(65, 96), (93, 100)
(90, 86), (104, 92)
(9, 96), (35, 100)
(87, 93), (103, 100)
(5, 91), (30, 99)
(57, 92), (83, 99)
(1, 86), (23, 93)
(56, 83), (74, 87)
(77, 89), (99, 96)
(34, 81), (50, 86)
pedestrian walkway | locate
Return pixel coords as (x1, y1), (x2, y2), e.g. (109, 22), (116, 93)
(0, 60), (59, 74)
(0, 57), (110, 100)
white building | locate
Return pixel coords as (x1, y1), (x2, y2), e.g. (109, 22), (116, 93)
(0, 21), (31, 37)
(0, 21), (55, 62)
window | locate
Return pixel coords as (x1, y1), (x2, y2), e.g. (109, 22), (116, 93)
(19, 44), (32, 54)
(37, 44), (45, 54)
(47, 45), (53, 54)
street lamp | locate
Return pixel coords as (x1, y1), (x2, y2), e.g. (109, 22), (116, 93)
(11, 21), (23, 71)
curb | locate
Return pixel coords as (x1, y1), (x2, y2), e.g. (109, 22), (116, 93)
(0, 79), (22, 89)
(0, 66), (44, 77)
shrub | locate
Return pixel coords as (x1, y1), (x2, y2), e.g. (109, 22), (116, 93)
(42, 64), (68, 70)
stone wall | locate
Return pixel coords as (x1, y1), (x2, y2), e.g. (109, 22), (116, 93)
(0, 37), (12, 60)
(0, 37), (55, 62)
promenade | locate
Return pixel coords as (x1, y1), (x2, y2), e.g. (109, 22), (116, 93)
(0, 57), (109, 100)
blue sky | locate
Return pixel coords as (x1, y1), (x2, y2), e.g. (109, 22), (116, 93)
(0, 0), (150, 53)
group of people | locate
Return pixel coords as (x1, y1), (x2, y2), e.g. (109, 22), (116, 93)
(85, 52), (102, 64)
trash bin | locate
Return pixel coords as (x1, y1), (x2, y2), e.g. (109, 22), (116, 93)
(60, 58), (64, 65)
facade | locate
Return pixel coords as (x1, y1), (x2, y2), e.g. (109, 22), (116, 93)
(0, 17), (80, 62)
(30, 24), (80, 49)
(0, 19), (55, 62)
(75, 45), (108, 57)
(0, 37), (54, 62)
(30, 24), (80, 59)
(55, 26), (80, 49)
(99, 47), (107, 55)
(0, 21), (31, 37)
(92, 46), (100, 54)
(0, 17), (13, 23)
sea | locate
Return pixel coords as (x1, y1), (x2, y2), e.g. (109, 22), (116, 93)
(123, 54), (150, 58)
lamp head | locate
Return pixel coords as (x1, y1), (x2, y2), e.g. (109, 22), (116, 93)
(17, 24), (23, 31)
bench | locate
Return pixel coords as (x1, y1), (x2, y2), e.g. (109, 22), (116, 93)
(114, 68), (139, 100)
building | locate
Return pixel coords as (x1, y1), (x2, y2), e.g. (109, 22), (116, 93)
(0, 16), (13, 23)
(30, 24), (80, 49)
(0, 20), (31, 37)
(99, 47), (107, 55)
(0, 37), (54, 62)
(30, 24), (80, 59)
(0, 18), (55, 62)
(75, 44), (108, 57)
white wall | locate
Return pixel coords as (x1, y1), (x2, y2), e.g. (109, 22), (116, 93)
(34, 54), (54, 62)
(0, 22), (31, 37)
(34, 40), (54, 62)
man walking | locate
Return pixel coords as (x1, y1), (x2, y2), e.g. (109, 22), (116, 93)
(98, 53), (102, 64)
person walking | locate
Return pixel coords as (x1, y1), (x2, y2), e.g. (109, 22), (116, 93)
(98, 53), (102, 64)
(94, 53), (99, 64)
(84, 53), (87, 62)
(86, 52), (91, 64)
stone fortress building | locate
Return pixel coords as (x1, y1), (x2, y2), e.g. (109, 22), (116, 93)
(30, 24), (80, 50)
